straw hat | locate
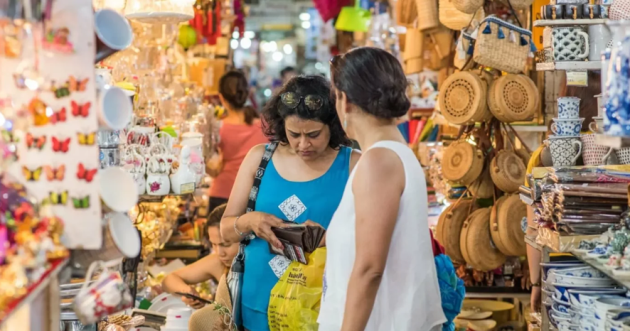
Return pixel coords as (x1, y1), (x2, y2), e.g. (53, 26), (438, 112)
(189, 274), (233, 331)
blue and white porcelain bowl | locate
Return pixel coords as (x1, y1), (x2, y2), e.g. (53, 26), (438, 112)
(552, 118), (586, 136)
(542, 262), (586, 281)
(595, 297), (630, 330)
(558, 96), (581, 119)
(554, 273), (617, 286)
(554, 266), (606, 278)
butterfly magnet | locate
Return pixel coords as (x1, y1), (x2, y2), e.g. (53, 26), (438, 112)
(51, 136), (70, 153)
(76, 163), (97, 183)
(71, 101), (91, 118)
(48, 191), (68, 205)
(43, 165), (65, 181)
(71, 195), (90, 209)
(22, 166), (43, 181)
(77, 131), (96, 145)
(25, 133), (46, 150)
(49, 107), (67, 124)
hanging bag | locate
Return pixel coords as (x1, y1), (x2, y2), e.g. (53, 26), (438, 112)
(473, 16), (535, 74)
(228, 142), (278, 330)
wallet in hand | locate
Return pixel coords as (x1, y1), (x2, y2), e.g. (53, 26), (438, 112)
(268, 223), (326, 264)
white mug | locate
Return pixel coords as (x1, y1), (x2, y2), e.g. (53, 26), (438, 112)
(94, 9), (134, 63)
(588, 24), (612, 61)
(99, 167), (139, 211)
(552, 27), (589, 61)
(98, 86), (132, 130)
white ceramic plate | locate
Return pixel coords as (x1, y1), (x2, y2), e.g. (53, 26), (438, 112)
(149, 293), (187, 314)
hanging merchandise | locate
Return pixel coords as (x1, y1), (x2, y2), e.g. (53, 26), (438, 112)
(473, 16), (534, 74)
(404, 28), (423, 74)
(490, 194), (527, 256)
(436, 199), (474, 264)
(335, 0), (371, 33)
(454, 30), (475, 70)
(442, 140), (484, 185)
(459, 208), (506, 272)
(467, 165), (494, 199)
(440, 0), (484, 31)
(453, 0), (484, 15)
(438, 71), (491, 125)
(487, 74), (539, 122)
(489, 150), (526, 193)
(415, 0), (439, 30)
(395, 0), (418, 27)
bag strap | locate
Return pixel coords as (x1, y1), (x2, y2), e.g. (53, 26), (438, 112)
(246, 142), (278, 213)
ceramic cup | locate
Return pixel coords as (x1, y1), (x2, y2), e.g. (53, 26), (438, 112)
(552, 27), (590, 61)
(601, 5), (610, 17)
(583, 4), (601, 18)
(616, 148), (630, 164)
(588, 24), (612, 61)
(564, 4), (584, 19)
(99, 167), (139, 212)
(558, 96), (581, 119)
(542, 4), (565, 19)
(73, 260), (134, 324)
(552, 118), (585, 136)
(72, 212), (141, 268)
(94, 9), (133, 63)
(98, 86), (132, 130)
(146, 173), (171, 195)
(581, 134), (614, 165)
(589, 117), (604, 133)
(548, 136), (583, 167)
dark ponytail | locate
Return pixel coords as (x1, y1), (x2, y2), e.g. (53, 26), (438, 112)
(219, 70), (258, 124)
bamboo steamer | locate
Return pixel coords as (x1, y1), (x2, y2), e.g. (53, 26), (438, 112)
(460, 208), (507, 271)
(467, 166), (494, 199)
(490, 194), (527, 256)
(439, 71), (488, 125)
(489, 74), (539, 122)
(442, 141), (484, 185)
(490, 150), (526, 193)
(437, 199), (474, 264)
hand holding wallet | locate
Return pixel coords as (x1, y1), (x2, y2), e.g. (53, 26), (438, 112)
(268, 223), (326, 264)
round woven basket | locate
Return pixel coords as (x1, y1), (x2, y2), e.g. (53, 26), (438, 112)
(440, 0), (484, 31)
(460, 208), (507, 271)
(467, 166), (494, 199)
(515, 148), (531, 166)
(436, 199), (474, 264)
(490, 74), (539, 122)
(491, 194), (527, 256)
(488, 76), (513, 122)
(442, 141), (484, 185)
(490, 150), (525, 193)
(439, 71), (487, 125)
(452, 0), (483, 14)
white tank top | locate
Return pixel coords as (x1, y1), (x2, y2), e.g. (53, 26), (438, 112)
(318, 141), (446, 331)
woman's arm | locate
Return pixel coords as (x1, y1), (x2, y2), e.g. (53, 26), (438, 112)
(162, 254), (225, 308)
(220, 144), (284, 248)
(340, 149), (405, 331)
(526, 205), (542, 311)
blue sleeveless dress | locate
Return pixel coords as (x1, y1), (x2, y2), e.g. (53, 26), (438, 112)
(241, 145), (352, 331)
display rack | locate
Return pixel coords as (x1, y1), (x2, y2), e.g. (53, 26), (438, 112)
(536, 61), (602, 71)
(533, 19), (608, 27)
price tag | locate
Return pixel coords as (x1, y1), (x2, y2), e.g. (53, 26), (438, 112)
(566, 71), (588, 87)
(180, 183), (195, 194)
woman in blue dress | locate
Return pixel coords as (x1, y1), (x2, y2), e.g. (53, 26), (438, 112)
(220, 75), (360, 331)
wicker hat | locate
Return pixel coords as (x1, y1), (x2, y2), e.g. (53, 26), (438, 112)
(189, 274), (232, 331)
(439, 71), (489, 125)
(436, 199), (474, 264)
(460, 208), (506, 271)
(490, 150), (526, 193)
(490, 194), (527, 256)
(442, 140), (484, 185)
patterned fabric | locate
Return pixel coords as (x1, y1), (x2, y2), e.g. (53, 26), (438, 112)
(434, 254), (465, 331)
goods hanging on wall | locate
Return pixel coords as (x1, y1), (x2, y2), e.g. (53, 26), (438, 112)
(460, 208), (507, 271)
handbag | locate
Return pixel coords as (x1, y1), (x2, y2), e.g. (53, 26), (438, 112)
(472, 16), (535, 74)
(227, 142), (279, 330)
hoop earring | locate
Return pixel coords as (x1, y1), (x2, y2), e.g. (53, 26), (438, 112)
(343, 116), (348, 130)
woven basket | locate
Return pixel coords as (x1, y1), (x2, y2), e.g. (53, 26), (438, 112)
(490, 150), (526, 193)
(490, 194), (527, 256)
(473, 16), (532, 74)
(439, 71), (488, 125)
(454, 31), (475, 70)
(460, 208), (506, 271)
(439, 0), (479, 31)
(396, 0), (418, 27)
(436, 199), (474, 264)
(491, 74), (538, 122)
(515, 148), (531, 166)
(453, 0), (483, 14)
(416, 0), (439, 30)
(404, 28), (423, 61)
(509, 0), (533, 10)
(442, 140), (484, 185)
(467, 166), (494, 199)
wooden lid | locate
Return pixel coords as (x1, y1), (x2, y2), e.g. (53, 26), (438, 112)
(490, 150), (525, 193)
(495, 74), (538, 122)
(438, 199), (474, 264)
(497, 194), (527, 256)
(460, 207), (506, 271)
(442, 141), (484, 184)
(439, 71), (485, 125)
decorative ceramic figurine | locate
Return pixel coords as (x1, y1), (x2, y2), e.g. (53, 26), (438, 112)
(170, 146), (196, 194)
(146, 157), (171, 196)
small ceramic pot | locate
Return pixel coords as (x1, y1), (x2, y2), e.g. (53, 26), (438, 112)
(542, 4), (565, 19)
(564, 4), (584, 19)
(146, 173), (170, 195)
(583, 4), (601, 18)
(589, 117), (605, 133)
(557, 97), (580, 119)
(133, 173), (146, 195)
(581, 134), (614, 165)
(547, 136), (583, 167)
(616, 148), (630, 164)
(552, 118), (585, 136)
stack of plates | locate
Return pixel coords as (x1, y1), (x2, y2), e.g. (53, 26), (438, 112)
(162, 308), (193, 331)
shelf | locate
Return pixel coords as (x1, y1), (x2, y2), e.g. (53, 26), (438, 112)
(536, 61), (602, 71)
(510, 125), (548, 132)
(572, 250), (630, 289)
(595, 134), (630, 149)
(138, 193), (193, 203)
(0, 258), (68, 327)
(533, 19), (608, 27)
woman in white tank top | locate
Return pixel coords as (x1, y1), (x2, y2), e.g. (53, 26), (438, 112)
(318, 47), (446, 331)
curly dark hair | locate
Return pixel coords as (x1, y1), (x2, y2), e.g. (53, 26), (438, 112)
(331, 47), (410, 119)
(262, 75), (350, 149)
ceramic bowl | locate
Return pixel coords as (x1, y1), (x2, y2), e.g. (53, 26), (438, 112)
(542, 262), (585, 280)
(595, 297), (630, 330)
(553, 266), (606, 278)
(569, 289), (627, 307)
(552, 118), (585, 136)
(554, 273), (617, 286)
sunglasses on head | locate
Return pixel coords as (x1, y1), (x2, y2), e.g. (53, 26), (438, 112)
(280, 92), (324, 111)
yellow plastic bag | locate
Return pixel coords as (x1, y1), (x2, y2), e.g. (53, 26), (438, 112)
(268, 248), (326, 331)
